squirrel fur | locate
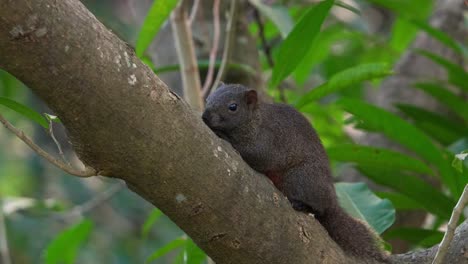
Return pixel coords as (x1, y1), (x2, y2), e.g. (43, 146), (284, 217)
(202, 83), (387, 261)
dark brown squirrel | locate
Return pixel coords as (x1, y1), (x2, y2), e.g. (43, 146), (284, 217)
(202, 83), (387, 261)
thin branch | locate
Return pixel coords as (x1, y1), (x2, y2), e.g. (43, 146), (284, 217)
(0, 200), (12, 264)
(253, 9), (288, 102)
(0, 114), (95, 177)
(432, 183), (468, 264)
(171, 0), (204, 111)
(201, 0), (221, 94)
(48, 119), (69, 164)
(53, 181), (125, 221)
(188, 0), (200, 25)
(253, 9), (274, 68)
(204, 0), (238, 99)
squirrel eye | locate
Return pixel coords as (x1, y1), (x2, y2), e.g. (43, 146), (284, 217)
(228, 103), (238, 112)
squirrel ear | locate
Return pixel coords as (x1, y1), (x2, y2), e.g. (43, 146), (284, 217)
(245, 90), (258, 107)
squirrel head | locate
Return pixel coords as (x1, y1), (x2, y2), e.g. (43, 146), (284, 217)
(202, 84), (258, 136)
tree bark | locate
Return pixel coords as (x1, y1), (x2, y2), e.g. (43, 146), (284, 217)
(0, 0), (465, 263)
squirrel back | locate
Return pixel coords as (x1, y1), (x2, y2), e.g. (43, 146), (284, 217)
(202, 84), (387, 261)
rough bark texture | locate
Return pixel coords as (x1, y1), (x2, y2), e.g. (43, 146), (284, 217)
(0, 0), (466, 263)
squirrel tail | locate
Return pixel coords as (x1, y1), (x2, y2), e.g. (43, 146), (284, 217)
(316, 205), (388, 262)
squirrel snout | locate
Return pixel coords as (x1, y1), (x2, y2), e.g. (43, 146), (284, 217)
(202, 111), (211, 126)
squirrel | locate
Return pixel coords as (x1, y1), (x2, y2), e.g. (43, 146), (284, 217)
(202, 83), (387, 261)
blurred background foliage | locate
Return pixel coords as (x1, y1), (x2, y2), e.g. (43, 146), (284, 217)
(0, 0), (466, 263)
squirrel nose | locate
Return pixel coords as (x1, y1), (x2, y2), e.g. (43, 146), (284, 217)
(202, 111), (210, 125)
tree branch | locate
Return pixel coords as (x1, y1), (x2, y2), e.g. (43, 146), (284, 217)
(206, 0), (238, 98)
(432, 184), (468, 264)
(0, 114), (95, 177)
(0, 200), (12, 264)
(201, 0), (221, 94)
(170, 0), (204, 111)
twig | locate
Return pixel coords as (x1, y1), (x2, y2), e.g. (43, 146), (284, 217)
(204, 0), (238, 99)
(253, 9), (287, 102)
(0, 200), (12, 264)
(201, 0), (221, 94)
(171, 0), (204, 111)
(53, 181), (125, 221)
(48, 119), (69, 164)
(432, 184), (468, 264)
(0, 114), (95, 177)
(253, 9), (274, 68)
(188, 0), (200, 25)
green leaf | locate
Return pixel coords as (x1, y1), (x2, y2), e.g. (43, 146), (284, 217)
(367, 0), (432, 18)
(136, 0), (180, 58)
(44, 113), (61, 124)
(0, 97), (49, 128)
(173, 239), (206, 264)
(185, 239), (206, 264)
(358, 166), (454, 219)
(396, 103), (468, 145)
(328, 145), (433, 175)
(146, 238), (186, 263)
(249, 0), (294, 38)
(416, 50), (468, 90)
(338, 98), (461, 197)
(390, 18), (418, 53)
(383, 227), (443, 248)
(335, 1), (360, 15)
(409, 20), (463, 55)
(44, 219), (94, 264)
(376, 192), (422, 211)
(142, 208), (163, 238)
(295, 63), (391, 108)
(292, 25), (354, 85)
(270, 0), (334, 87)
(413, 82), (468, 122)
(335, 182), (395, 234)
(452, 151), (468, 173)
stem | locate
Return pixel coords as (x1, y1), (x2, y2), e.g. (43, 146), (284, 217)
(432, 184), (468, 264)
(170, 0), (204, 111)
(205, 0), (238, 99)
(0, 200), (11, 264)
(0, 114), (95, 177)
(201, 0), (221, 94)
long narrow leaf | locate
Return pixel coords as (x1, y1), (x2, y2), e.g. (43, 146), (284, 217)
(270, 0), (334, 87)
(44, 219), (94, 264)
(0, 97), (48, 128)
(328, 145), (433, 175)
(359, 166), (454, 219)
(295, 63), (391, 108)
(335, 1), (361, 15)
(396, 103), (468, 145)
(142, 208), (163, 238)
(410, 20), (463, 55)
(249, 0), (294, 38)
(136, 0), (180, 57)
(146, 238), (186, 263)
(417, 50), (468, 90)
(376, 192), (423, 211)
(185, 239), (206, 264)
(413, 82), (468, 122)
(383, 227), (444, 248)
(338, 98), (461, 196)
